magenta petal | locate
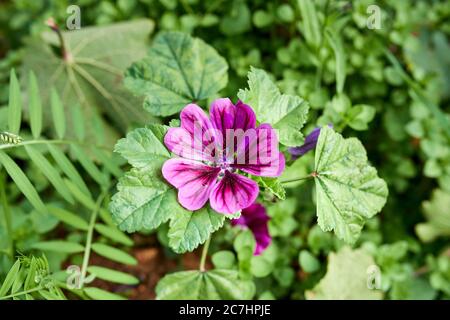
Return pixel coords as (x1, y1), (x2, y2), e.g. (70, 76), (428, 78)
(234, 100), (257, 131)
(209, 171), (259, 214)
(210, 98), (257, 134)
(210, 98), (236, 137)
(231, 203), (272, 255)
(162, 158), (220, 211)
(232, 123), (285, 177)
(164, 104), (219, 162)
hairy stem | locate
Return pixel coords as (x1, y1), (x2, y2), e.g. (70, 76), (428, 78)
(0, 139), (111, 152)
(281, 173), (316, 184)
(79, 190), (108, 288)
(0, 287), (42, 300)
(199, 236), (211, 272)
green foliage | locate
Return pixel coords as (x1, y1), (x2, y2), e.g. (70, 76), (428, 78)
(156, 269), (255, 300)
(0, 71), (137, 300)
(0, 255), (66, 300)
(21, 20), (155, 134)
(125, 31), (228, 116)
(306, 247), (383, 300)
(1, 0), (449, 301)
(168, 208), (225, 253)
(416, 189), (450, 242)
(238, 67), (309, 146)
(314, 126), (388, 244)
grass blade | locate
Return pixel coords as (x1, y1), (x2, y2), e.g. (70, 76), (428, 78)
(50, 88), (66, 139)
(8, 69), (22, 135)
(94, 223), (133, 246)
(47, 144), (91, 197)
(297, 0), (321, 48)
(0, 260), (21, 297)
(87, 266), (139, 285)
(25, 145), (74, 204)
(64, 178), (96, 209)
(84, 287), (125, 300)
(0, 151), (47, 214)
(28, 71), (42, 138)
(71, 145), (108, 186)
(326, 29), (346, 94)
(31, 241), (84, 254)
(71, 104), (85, 141)
(48, 205), (89, 231)
(91, 243), (137, 265)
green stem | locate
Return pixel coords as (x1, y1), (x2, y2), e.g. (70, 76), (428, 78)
(0, 287), (42, 300)
(199, 236), (211, 272)
(314, 0), (330, 90)
(55, 280), (89, 300)
(0, 172), (13, 258)
(0, 139), (111, 152)
(79, 191), (107, 289)
(281, 173), (315, 184)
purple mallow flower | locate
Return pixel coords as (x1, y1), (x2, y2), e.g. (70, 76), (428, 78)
(288, 125), (332, 160)
(162, 98), (285, 215)
(231, 202), (271, 255)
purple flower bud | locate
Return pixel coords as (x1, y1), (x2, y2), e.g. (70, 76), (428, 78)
(288, 124), (332, 160)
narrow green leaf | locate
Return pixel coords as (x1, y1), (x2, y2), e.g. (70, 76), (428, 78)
(91, 148), (122, 178)
(84, 287), (126, 300)
(8, 69), (22, 134)
(25, 145), (74, 204)
(71, 104), (85, 141)
(28, 71), (42, 138)
(71, 145), (108, 186)
(50, 88), (65, 139)
(91, 243), (137, 265)
(48, 206), (89, 231)
(326, 29), (346, 94)
(0, 260), (21, 297)
(24, 257), (37, 291)
(47, 144), (91, 197)
(94, 223), (133, 246)
(0, 151), (47, 214)
(64, 178), (96, 209)
(11, 268), (25, 295)
(31, 241), (84, 254)
(87, 266), (139, 285)
(297, 0), (321, 48)
(39, 290), (64, 300)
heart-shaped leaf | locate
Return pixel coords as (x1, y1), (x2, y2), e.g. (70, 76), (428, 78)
(156, 269), (255, 300)
(21, 20), (155, 134)
(238, 67), (309, 146)
(306, 247), (383, 300)
(124, 31), (228, 117)
(314, 126), (388, 244)
(168, 207), (225, 253)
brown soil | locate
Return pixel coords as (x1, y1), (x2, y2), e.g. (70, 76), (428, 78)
(87, 234), (211, 299)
